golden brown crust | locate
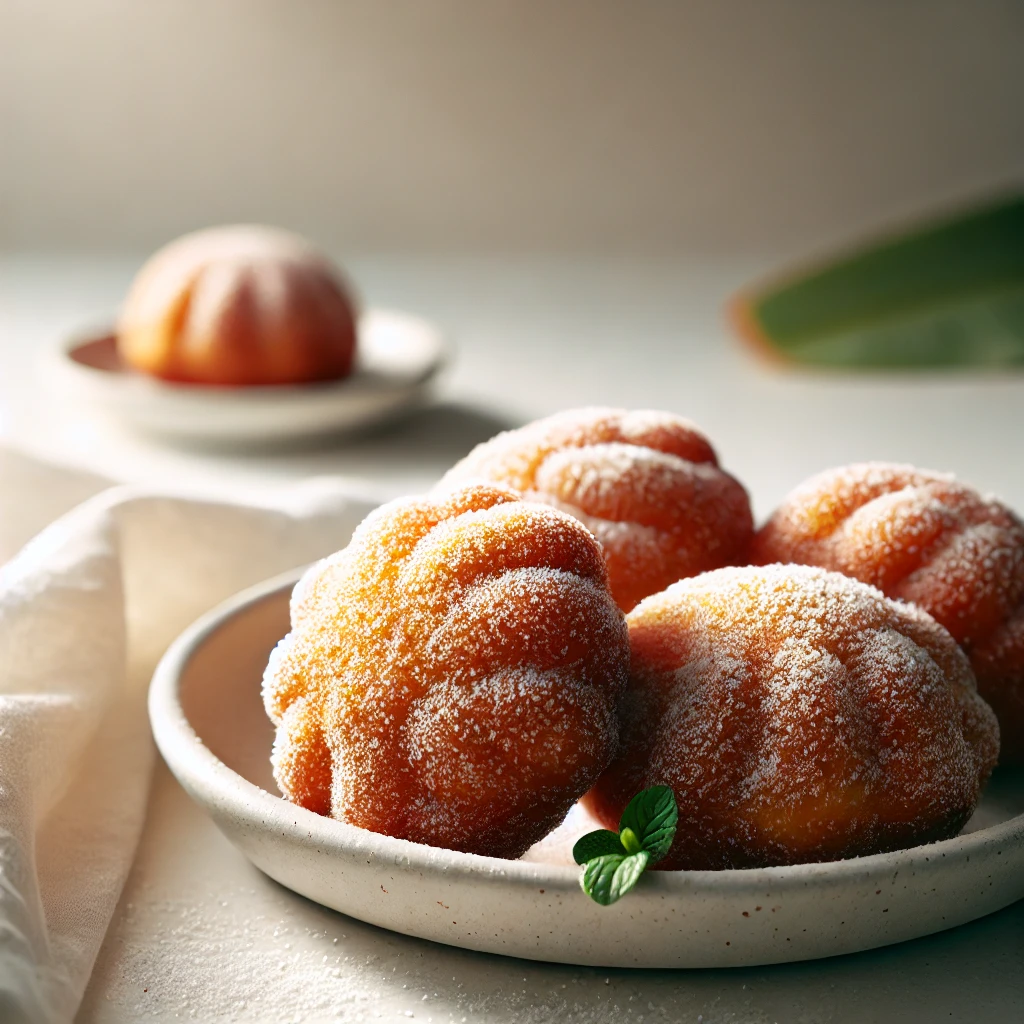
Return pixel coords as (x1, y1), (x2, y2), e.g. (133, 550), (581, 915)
(263, 483), (629, 858)
(439, 407), (754, 612)
(753, 463), (1024, 760)
(583, 565), (999, 870)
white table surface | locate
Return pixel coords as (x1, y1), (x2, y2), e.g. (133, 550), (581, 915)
(2, 254), (1023, 1022)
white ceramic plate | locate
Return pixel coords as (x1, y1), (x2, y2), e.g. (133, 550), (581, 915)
(47, 309), (448, 445)
(149, 572), (1024, 969)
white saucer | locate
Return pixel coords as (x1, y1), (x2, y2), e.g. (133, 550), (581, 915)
(47, 309), (449, 445)
(148, 572), (1024, 969)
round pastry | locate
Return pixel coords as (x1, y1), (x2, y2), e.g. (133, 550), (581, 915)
(439, 407), (754, 612)
(263, 482), (629, 859)
(118, 225), (358, 385)
(752, 463), (1024, 760)
(583, 564), (999, 870)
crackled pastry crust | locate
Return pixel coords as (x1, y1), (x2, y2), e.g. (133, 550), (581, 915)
(584, 564), (999, 870)
(753, 463), (1024, 759)
(440, 407), (754, 612)
(263, 483), (629, 859)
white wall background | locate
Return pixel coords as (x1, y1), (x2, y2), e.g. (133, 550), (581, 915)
(2, 0), (1023, 255)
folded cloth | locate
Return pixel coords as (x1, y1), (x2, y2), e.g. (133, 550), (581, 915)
(0, 448), (377, 1023)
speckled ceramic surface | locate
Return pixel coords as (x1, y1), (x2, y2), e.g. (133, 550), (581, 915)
(48, 309), (448, 444)
(149, 572), (1024, 969)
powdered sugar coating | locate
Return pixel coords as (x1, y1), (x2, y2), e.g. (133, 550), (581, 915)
(753, 463), (1024, 759)
(438, 407), (754, 612)
(583, 564), (999, 870)
(262, 482), (629, 858)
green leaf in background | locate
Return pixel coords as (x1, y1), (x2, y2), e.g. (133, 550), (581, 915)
(730, 193), (1024, 369)
(580, 852), (650, 906)
(618, 785), (679, 863)
(572, 829), (625, 865)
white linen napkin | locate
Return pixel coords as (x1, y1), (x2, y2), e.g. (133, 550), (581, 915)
(0, 448), (378, 1023)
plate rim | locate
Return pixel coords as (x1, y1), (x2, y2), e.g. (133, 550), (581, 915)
(53, 307), (450, 402)
(148, 570), (1024, 897)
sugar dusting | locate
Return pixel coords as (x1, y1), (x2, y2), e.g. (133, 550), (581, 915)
(78, 764), (645, 1024)
(753, 462), (1024, 756)
(438, 407), (753, 612)
(263, 483), (629, 859)
(85, 876), (704, 1023)
(586, 564), (1000, 870)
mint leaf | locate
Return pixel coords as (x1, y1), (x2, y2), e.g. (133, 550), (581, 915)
(574, 786), (679, 906)
(572, 829), (624, 865)
(618, 785), (678, 863)
(580, 851), (650, 905)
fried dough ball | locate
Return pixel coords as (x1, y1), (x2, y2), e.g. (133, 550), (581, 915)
(439, 407), (754, 612)
(753, 463), (1024, 760)
(263, 483), (629, 859)
(118, 225), (358, 385)
(583, 565), (999, 870)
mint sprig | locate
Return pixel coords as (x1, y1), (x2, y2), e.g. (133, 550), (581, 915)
(573, 785), (678, 906)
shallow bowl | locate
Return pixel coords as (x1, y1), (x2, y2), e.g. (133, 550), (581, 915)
(48, 309), (448, 445)
(148, 573), (1024, 968)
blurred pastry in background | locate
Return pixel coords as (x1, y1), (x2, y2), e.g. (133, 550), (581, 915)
(439, 407), (754, 612)
(753, 462), (1024, 760)
(117, 225), (358, 386)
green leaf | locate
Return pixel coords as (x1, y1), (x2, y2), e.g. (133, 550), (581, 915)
(572, 829), (625, 865)
(580, 852), (650, 906)
(731, 192), (1024, 369)
(618, 785), (678, 863)
(573, 786), (679, 906)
